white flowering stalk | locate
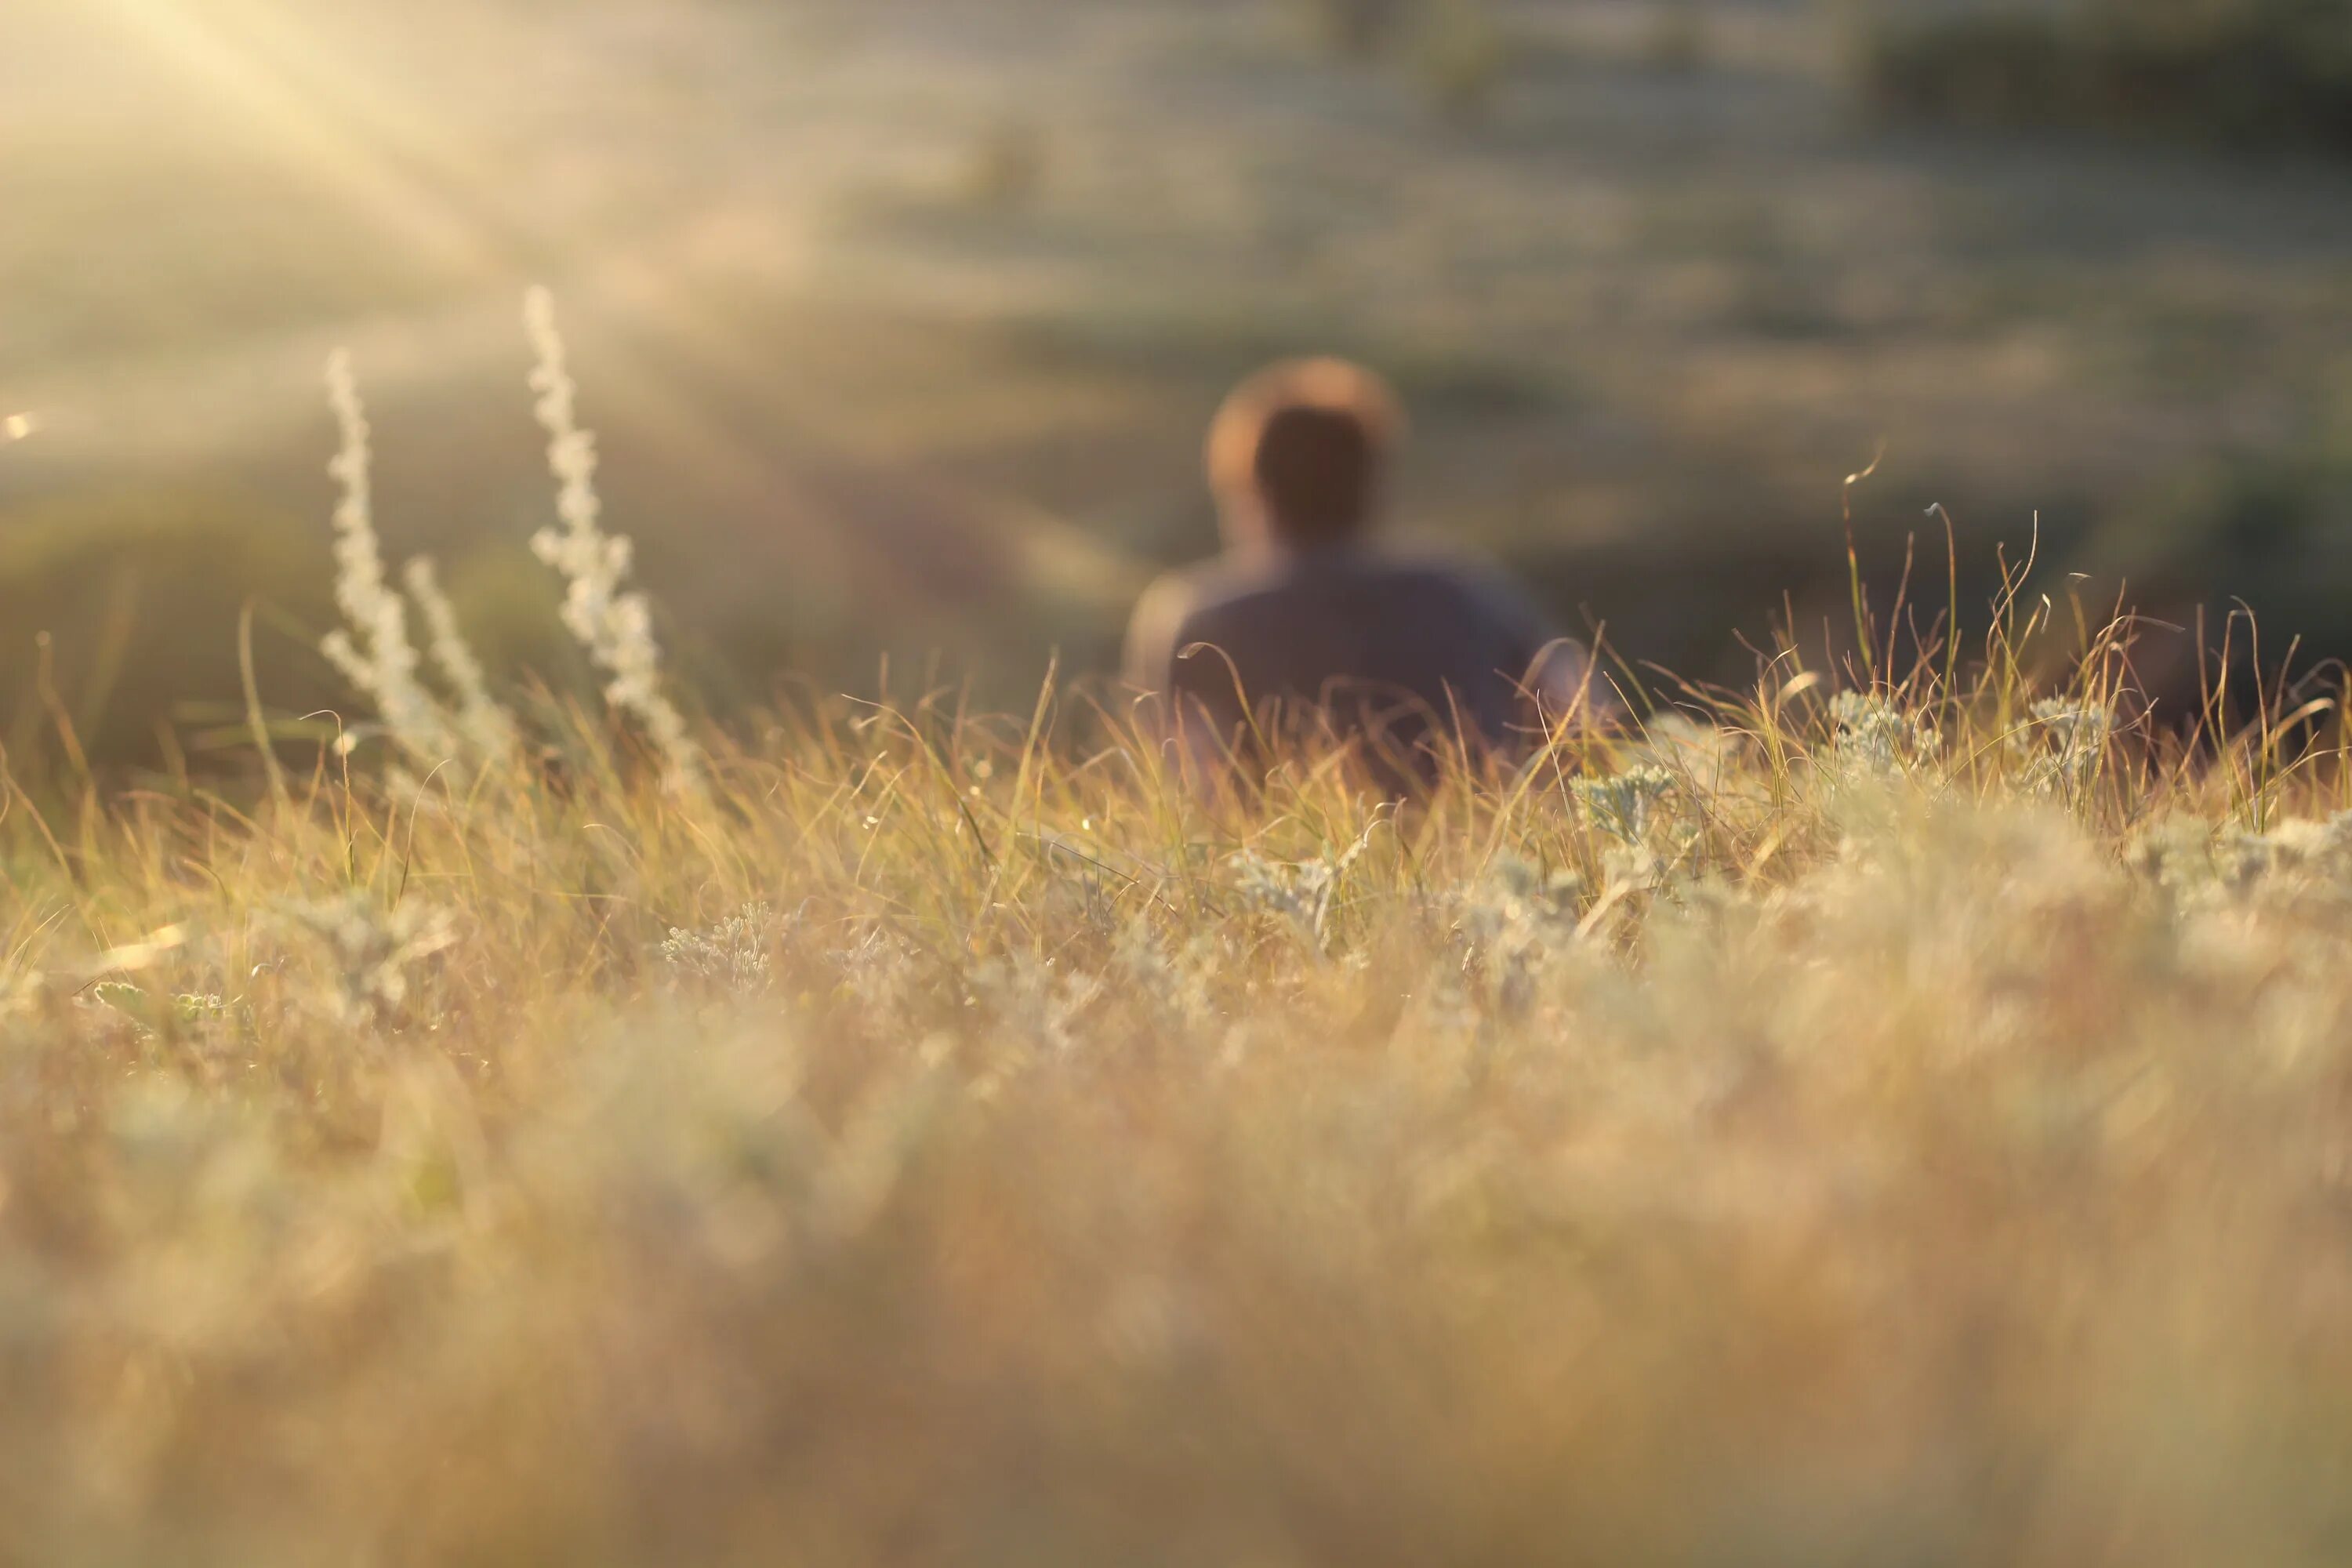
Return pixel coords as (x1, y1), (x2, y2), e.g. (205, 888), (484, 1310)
(404, 557), (517, 765)
(319, 351), (458, 761)
(523, 288), (700, 789)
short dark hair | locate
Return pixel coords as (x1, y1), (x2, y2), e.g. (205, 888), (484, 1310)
(1208, 359), (1403, 549)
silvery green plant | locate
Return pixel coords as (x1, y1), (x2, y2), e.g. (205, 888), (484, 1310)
(660, 902), (785, 995)
(282, 893), (459, 1025)
(966, 953), (1104, 1059)
(1453, 852), (1586, 1021)
(1570, 765), (1675, 844)
(2215, 812), (2352, 898)
(2023, 697), (2113, 800)
(829, 926), (926, 1014)
(1229, 825), (1377, 951)
(85, 982), (232, 1038)
(1827, 690), (1942, 780)
(1110, 920), (1224, 1036)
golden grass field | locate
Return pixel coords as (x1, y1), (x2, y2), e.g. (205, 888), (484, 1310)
(7, 593), (2352, 1563)
(6, 4), (2352, 1561)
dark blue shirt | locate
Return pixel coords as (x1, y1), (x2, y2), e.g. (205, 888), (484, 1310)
(1124, 546), (1559, 766)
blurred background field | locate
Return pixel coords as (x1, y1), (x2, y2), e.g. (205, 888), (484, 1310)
(5, 0), (2350, 767)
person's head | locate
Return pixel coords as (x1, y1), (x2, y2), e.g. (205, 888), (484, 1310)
(1207, 358), (1404, 552)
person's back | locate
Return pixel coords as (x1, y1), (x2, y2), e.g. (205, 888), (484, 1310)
(1130, 549), (1559, 764)
(1124, 358), (1605, 780)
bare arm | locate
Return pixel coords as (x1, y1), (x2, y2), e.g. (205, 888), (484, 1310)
(1472, 563), (1622, 733)
(1529, 636), (1624, 731)
(1122, 577), (1188, 697)
(1125, 576), (1239, 786)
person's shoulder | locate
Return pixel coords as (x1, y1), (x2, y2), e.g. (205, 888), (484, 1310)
(1126, 558), (1270, 690)
(1144, 556), (1287, 628)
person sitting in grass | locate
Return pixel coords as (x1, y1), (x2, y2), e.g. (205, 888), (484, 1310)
(1124, 357), (1610, 782)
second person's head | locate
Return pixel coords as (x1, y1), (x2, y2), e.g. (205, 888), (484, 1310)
(1208, 358), (1403, 553)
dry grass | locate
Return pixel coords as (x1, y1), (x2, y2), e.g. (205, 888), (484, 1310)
(7, 597), (2352, 1566)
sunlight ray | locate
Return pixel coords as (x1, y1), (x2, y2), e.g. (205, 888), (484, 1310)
(79, 0), (506, 275)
